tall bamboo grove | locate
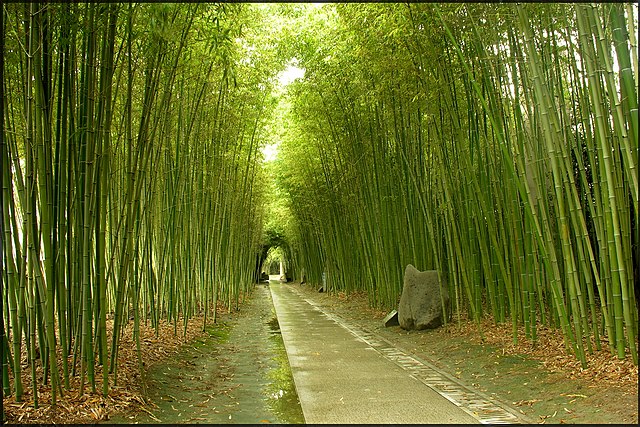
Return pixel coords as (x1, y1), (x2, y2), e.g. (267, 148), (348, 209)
(277, 3), (638, 367)
(2, 3), (278, 406)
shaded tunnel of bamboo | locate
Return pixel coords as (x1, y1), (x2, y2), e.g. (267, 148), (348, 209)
(2, 2), (638, 411)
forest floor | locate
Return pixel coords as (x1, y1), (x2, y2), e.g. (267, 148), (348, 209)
(2, 281), (638, 424)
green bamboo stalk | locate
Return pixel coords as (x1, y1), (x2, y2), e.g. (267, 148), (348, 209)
(576, 4), (636, 363)
(2, 67), (24, 401)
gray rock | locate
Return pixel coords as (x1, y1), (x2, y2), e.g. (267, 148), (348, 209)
(398, 264), (448, 330)
(383, 310), (399, 327)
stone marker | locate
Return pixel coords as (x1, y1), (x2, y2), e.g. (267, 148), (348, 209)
(383, 310), (399, 327)
(398, 264), (448, 330)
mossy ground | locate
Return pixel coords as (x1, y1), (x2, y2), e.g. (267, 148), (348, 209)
(106, 284), (303, 424)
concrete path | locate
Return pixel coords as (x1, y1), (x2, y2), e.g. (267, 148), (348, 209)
(269, 282), (500, 424)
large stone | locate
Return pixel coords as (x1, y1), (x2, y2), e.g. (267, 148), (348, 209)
(398, 264), (448, 330)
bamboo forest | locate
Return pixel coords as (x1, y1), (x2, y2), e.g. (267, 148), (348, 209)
(1, 2), (638, 424)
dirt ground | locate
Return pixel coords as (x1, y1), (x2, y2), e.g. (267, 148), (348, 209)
(2, 284), (304, 425)
(3, 281), (638, 424)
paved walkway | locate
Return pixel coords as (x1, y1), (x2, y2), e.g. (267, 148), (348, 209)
(270, 282), (522, 424)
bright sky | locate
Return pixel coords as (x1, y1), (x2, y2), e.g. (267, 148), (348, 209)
(262, 63), (305, 162)
(262, 143), (279, 162)
(279, 64), (305, 87)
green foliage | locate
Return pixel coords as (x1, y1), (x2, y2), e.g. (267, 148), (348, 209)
(275, 3), (638, 366)
(2, 2), (282, 405)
